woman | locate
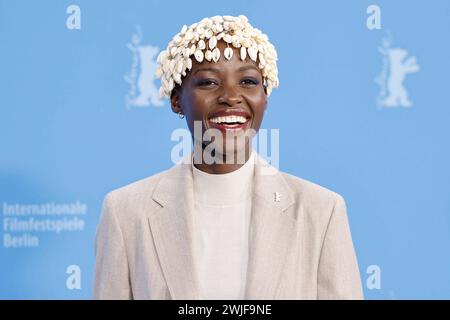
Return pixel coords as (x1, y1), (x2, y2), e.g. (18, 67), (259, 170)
(93, 15), (363, 300)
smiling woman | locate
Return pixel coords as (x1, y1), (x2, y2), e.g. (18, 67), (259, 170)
(93, 15), (364, 300)
(171, 39), (268, 174)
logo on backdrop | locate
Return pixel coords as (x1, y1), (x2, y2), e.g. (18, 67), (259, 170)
(375, 31), (420, 108)
(124, 26), (164, 109)
(2, 201), (87, 248)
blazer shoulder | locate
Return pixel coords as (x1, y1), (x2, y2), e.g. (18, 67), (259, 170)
(278, 171), (349, 232)
(280, 171), (344, 209)
(102, 166), (174, 212)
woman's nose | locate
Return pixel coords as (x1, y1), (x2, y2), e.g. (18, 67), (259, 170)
(217, 83), (243, 106)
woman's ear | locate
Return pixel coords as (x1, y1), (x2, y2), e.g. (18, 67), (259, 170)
(170, 86), (183, 115)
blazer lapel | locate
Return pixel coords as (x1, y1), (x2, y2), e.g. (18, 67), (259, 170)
(149, 154), (200, 299)
(149, 152), (297, 300)
(244, 154), (296, 299)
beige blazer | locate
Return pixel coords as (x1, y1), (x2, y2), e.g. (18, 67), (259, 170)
(93, 152), (363, 299)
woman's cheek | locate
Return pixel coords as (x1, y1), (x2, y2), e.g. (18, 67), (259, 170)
(191, 95), (209, 117)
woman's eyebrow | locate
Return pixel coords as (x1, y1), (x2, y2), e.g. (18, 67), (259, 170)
(193, 65), (260, 75)
(238, 65), (259, 72)
(193, 67), (220, 75)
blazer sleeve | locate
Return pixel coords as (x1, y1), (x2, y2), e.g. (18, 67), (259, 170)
(317, 195), (364, 299)
(93, 193), (132, 299)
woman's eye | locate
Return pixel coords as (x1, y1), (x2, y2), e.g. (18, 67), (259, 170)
(196, 78), (259, 87)
(241, 78), (259, 85)
(196, 79), (217, 86)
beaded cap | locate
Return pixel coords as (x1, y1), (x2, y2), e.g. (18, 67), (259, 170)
(155, 15), (279, 99)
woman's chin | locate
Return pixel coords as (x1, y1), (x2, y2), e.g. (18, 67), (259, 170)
(220, 141), (251, 163)
(192, 138), (251, 165)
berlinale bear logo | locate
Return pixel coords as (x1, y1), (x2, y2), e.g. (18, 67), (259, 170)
(125, 26), (164, 109)
(376, 32), (420, 108)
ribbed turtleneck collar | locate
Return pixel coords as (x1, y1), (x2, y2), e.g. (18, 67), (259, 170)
(191, 150), (255, 206)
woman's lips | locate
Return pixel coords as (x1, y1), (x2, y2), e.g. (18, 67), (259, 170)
(207, 110), (252, 132)
(207, 114), (251, 132)
(207, 119), (251, 132)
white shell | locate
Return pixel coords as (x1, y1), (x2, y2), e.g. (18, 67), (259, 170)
(173, 35), (182, 45)
(179, 47), (186, 58)
(212, 47), (220, 62)
(184, 30), (194, 41)
(197, 39), (206, 50)
(232, 36), (241, 48)
(194, 49), (204, 63)
(258, 43), (265, 53)
(223, 34), (232, 43)
(240, 47), (247, 61)
(196, 26), (205, 36)
(168, 78), (174, 91)
(205, 29), (213, 39)
(169, 59), (176, 73)
(238, 15), (248, 22)
(258, 52), (266, 66)
(205, 50), (213, 61)
(186, 58), (192, 70)
(205, 19), (213, 27)
(173, 72), (182, 84)
(170, 46), (178, 57)
(176, 60), (184, 73)
(211, 16), (223, 23)
(162, 62), (169, 73)
(241, 38), (251, 47)
(215, 23), (224, 33)
(189, 44), (196, 55)
(242, 28), (251, 38)
(208, 36), (217, 50)
(157, 50), (166, 64)
(224, 47), (233, 60)
(248, 46), (258, 62)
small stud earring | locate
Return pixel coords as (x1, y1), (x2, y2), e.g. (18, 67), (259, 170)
(178, 112), (185, 119)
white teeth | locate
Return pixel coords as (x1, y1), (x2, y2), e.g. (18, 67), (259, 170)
(210, 115), (247, 124)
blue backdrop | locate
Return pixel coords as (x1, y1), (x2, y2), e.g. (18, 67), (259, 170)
(1, 0), (449, 299)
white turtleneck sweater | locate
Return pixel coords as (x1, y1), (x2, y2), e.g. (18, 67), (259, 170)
(191, 150), (255, 300)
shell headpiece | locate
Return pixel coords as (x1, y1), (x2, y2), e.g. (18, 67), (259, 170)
(155, 15), (279, 99)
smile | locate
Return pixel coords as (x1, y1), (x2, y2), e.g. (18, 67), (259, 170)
(210, 115), (247, 124)
(207, 110), (251, 131)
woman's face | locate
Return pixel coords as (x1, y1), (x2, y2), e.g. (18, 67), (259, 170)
(170, 40), (268, 160)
